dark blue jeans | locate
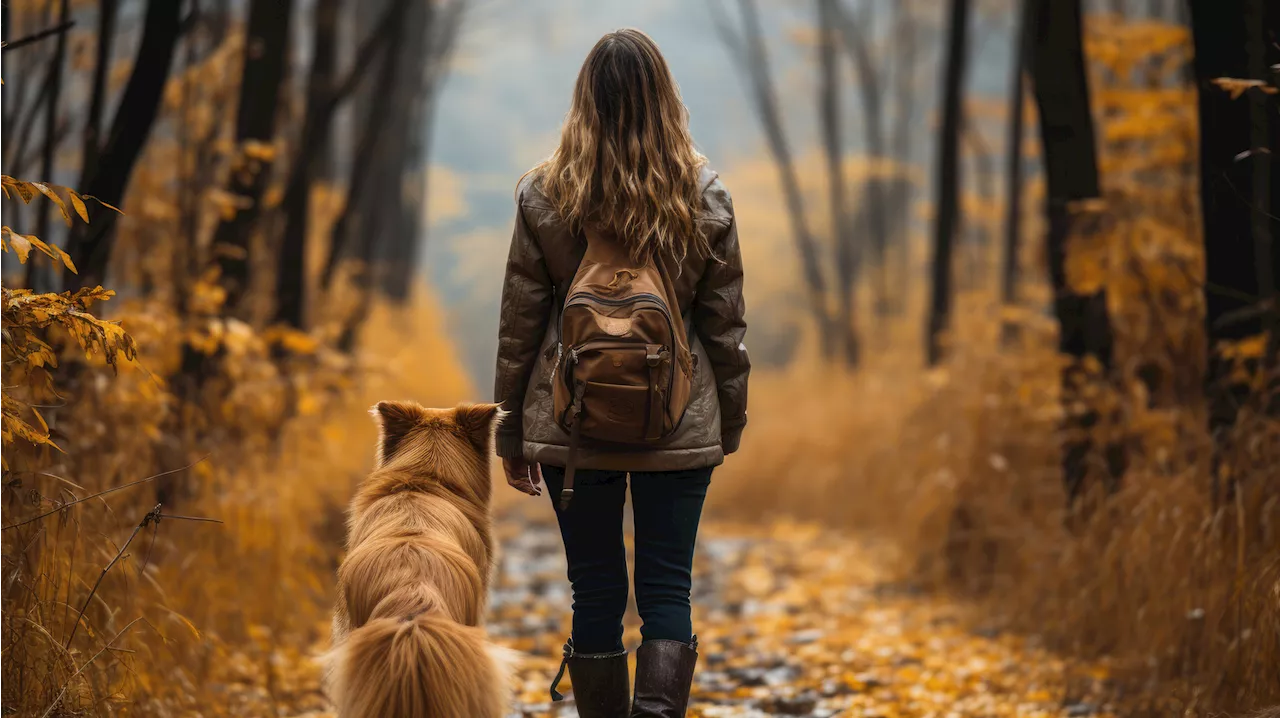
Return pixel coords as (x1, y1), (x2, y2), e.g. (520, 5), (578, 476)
(541, 465), (712, 654)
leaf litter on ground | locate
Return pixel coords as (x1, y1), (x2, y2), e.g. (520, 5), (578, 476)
(223, 503), (1116, 718)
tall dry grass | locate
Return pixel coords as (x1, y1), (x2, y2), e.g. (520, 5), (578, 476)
(1, 292), (476, 716)
(713, 14), (1279, 714)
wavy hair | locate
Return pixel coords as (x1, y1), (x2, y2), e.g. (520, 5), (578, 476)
(529, 28), (710, 264)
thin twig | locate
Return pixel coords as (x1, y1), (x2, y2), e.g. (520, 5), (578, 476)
(157, 513), (224, 524)
(2, 20), (76, 53)
(40, 617), (145, 718)
(64, 506), (161, 649)
(2, 455), (209, 531)
(64, 505), (220, 650)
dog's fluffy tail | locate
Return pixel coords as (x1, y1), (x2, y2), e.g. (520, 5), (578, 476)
(329, 603), (509, 718)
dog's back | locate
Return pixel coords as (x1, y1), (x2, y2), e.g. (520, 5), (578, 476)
(328, 401), (508, 718)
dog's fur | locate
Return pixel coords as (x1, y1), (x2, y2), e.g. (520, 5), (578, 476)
(327, 400), (509, 717)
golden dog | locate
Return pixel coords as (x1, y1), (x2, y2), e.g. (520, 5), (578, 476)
(327, 400), (509, 717)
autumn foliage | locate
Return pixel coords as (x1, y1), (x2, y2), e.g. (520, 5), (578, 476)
(1, 2), (1278, 718)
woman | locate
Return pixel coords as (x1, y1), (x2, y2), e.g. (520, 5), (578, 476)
(494, 28), (749, 718)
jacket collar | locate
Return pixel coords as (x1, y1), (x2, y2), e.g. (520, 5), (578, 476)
(698, 165), (719, 194)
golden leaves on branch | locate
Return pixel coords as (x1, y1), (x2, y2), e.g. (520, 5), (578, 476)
(1, 175), (122, 226)
(1, 175), (137, 461)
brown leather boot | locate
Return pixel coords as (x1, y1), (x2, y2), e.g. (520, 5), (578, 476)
(549, 638), (631, 717)
(630, 638), (698, 717)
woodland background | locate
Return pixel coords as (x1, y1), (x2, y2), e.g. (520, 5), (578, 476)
(1, 0), (1277, 716)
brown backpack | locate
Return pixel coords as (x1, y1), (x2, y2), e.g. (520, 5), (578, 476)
(552, 228), (694, 509)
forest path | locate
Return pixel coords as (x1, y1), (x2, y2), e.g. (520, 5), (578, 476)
(268, 505), (1115, 718)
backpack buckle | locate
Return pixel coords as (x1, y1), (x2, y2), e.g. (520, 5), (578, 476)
(646, 345), (667, 367)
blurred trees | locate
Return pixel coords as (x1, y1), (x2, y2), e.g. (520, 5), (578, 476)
(211, 0), (295, 314)
(1, 1), (466, 712)
(1028, 0), (1121, 499)
(66, 0), (182, 290)
(713, 0), (927, 364)
(3, 0), (463, 334)
(710, 0), (844, 360)
(925, 0), (970, 366)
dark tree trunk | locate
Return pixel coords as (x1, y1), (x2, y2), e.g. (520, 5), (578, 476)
(208, 0), (295, 313)
(0, 4), (7, 280)
(81, 0), (118, 192)
(373, 0), (450, 300)
(1000, 0), (1031, 343)
(1188, 0), (1280, 502)
(274, 0), (412, 325)
(273, 0), (341, 329)
(321, 0), (406, 296)
(925, 0), (970, 366)
(818, 0), (859, 366)
(26, 0), (69, 294)
(1028, 0), (1122, 501)
(66, 0), (182, 290)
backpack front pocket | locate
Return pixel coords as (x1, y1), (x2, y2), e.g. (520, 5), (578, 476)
(579, 381), (651, 443)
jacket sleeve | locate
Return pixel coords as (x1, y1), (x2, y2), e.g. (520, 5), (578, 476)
(493, 193), (554, 460)
(693, 214), (750, 454)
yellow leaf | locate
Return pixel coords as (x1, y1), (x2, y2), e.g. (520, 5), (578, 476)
(68, 191), (90, 223)
(3, 228), (32, 263)
(30, 406), (48, 435)
(10, 179), (35, 203)
(56, 246), (78, 274)
(82, 194), (123, 214)
(31, 182), (72, 226)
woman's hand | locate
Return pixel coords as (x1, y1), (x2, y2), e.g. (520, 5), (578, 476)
(503, 457), (543, 497)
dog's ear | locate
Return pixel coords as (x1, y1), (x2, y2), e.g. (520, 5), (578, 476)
(453, 402), (506, 452)
(371, 400), (425, 464)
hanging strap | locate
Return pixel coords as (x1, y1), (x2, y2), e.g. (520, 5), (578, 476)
(549, 637), (574, 701)
(645, 344), (667, 441)
(559, 383), (586, 512)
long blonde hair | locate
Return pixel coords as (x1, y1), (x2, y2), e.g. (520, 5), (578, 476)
(530, 28), (710, 264)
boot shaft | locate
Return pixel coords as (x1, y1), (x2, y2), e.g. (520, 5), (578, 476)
(630, 638), (698, 718)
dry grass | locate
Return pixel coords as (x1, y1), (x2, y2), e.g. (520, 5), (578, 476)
(711, 305), (1280, 715)
(1, 292), (477, 716)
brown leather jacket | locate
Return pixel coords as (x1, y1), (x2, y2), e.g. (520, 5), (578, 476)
(493, 166), (749, 471)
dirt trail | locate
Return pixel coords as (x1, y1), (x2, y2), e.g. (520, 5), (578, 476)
(264, 505), (1115, 718)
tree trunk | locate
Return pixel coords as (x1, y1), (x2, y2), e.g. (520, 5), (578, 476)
(832, 1), (891, 319)
(27, 0), (69, 294)
(208, 0), (295, 313)
(1244, 0), (1276, 361)
(321, 0), (406, 297)
(1000, 0), (1031, 343)
(381, 1), (464, 303)
(925, 0), (970, 366)
(817, 0), (859, 365)
(273, 0), (341, 329)
(67, 0), (182, 290)
(274, 0), (413, 325)
(1028, 0), (1121, 501)
(80, 0), (117, 193)
(0, 4), (7, 280)
(1189, 0), (1280, 502)
(735, 0), (839, 356)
